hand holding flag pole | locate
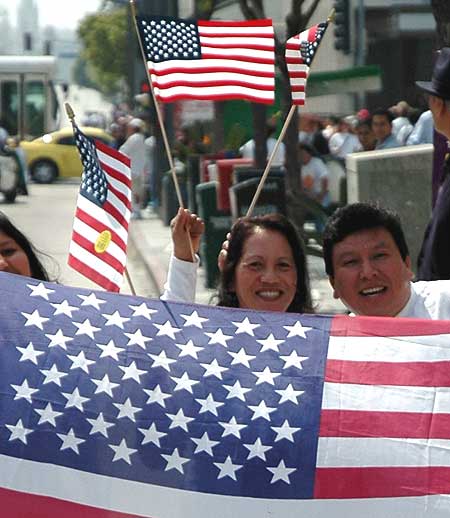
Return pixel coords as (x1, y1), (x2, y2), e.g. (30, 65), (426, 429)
(65, 102), (136, 295)
(246, 12), (333, 217)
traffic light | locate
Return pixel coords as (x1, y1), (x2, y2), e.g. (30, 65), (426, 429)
(334, 0), (350, 54)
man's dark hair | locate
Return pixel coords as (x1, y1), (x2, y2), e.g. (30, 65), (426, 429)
(371, 108), (394, 124)
(322, 203), (410, 277)
(356, 117), (372, 130)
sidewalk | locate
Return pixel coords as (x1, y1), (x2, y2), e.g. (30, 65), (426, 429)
(129, 209), (347, 314)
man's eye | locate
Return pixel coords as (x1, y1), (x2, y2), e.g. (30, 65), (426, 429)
(342, 259), (357, 267)
(373, 253), (387, 260)
(278, 262), (292, 271)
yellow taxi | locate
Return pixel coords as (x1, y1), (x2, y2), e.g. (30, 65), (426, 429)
(20, 127), (114, 183)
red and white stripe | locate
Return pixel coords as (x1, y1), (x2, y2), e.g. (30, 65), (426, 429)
(315, 316), (450, 501)
(285, 25), (322, 106)
(149, 19), (275, 104)
(68, 140), (131, 292)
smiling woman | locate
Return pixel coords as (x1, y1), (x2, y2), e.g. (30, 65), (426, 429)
(162, 210), (313, 314)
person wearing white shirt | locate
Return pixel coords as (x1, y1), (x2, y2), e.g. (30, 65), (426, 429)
(119, 118), (149, 219)
(406, 110), (434, 145)
(328, 116), (361, 160)
(323, 203), (450, 319)
(239, 123), (285, 168)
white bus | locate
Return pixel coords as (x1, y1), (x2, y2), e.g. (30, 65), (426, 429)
(0, 55), (59, 140)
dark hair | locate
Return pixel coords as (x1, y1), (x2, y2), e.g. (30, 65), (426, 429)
(217, 214), (313, 313)
(356, 117), (372, 130)
(372, 108), (394, 124)
(322, 203), (410, 277)
(0, 211), (50, 281)
(298, 142), (318, 157)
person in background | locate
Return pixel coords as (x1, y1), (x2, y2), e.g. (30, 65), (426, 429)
(390, 100), (411, 138)
(298, 143), (330, 208)
(0, 211), (51, 281)
(372, 109), (400, 150)
(396, 107), (420, 145)
(240, 121), (285, 168)
(162, 209), (313, 314)
(406, 110), (434, 145)
(328, 116), (361, 161)
(119, 118), (149, 220)
(322, 202), (450, 319)
(415, 47), (450, 280)
(110, 122), (126, 149)
(355, 118), (377, 151)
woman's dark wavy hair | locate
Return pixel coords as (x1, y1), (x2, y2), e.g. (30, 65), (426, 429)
(216, 214), (313, 313)
(0, 211), (50, 281)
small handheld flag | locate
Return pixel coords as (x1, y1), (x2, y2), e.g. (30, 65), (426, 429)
(135, 15), (276, 104)
(68, 122), (132, 292)
(285, 22), (329, 105)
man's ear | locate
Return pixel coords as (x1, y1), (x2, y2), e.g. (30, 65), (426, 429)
(404, 256), (414, 281)
(430, 95), (445, 115)
(328, 276), (340, 299)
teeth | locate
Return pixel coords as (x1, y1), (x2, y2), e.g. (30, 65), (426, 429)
(257, 291), (281, 299)
(361, 287), (385, 295)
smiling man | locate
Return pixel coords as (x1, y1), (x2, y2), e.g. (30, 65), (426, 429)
(323, 203), (450, 318)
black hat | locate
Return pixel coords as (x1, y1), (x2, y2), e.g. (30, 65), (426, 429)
(416, 48), (450, 100)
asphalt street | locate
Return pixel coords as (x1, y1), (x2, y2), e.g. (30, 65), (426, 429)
(1, 180), (158, 298)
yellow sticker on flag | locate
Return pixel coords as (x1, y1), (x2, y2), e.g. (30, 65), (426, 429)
(95, 230), (112, 254)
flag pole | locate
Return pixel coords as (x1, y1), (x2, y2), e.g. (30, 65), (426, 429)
(129, 0), (196, 262)
(246, 9), (336, 218)
(245, 105), (296, 217)
(64, 102), (137, 297)
(129, 0), (184, 209)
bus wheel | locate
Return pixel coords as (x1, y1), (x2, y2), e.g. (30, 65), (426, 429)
(31, 160), (57, 184)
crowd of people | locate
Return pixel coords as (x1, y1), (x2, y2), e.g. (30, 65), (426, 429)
(297, 100), (434, 210)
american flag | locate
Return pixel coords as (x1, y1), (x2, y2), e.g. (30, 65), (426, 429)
(68, 124), (131, 293)
(285, 22), (328, 106)
(1, 271), (450, 517)
(135, 15), (275, 104)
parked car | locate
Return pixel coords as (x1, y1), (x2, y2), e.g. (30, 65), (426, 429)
(20, 127), (113, 184)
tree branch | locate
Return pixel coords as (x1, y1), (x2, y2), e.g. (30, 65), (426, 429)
(238, 0), (265, 20)
(304, 0), (322, 27)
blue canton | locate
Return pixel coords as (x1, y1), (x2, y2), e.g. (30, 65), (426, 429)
(300, 22), (328, 66)
(74, 126), (108, 207)
(0, 272), (332, 499)
(137, 15), (202, 63)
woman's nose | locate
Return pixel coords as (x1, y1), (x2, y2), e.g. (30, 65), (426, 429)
(0, 255), (8, 270)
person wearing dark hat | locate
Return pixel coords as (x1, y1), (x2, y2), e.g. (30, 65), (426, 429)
(416, 48), (450, 280)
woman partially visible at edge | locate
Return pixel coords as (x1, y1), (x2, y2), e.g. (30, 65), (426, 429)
(162, 208), (313, 314)
(0, 211), (51, 281)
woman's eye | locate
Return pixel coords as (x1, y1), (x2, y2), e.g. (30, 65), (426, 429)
(247, 262), (262, 270)
(373, 252), (387, 260)
(278, 262), (292, 270)
(343, 259), (357, 267)
(0, 248), (16, 257)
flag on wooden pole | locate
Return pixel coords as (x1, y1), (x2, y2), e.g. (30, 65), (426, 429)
(135, 15), (275, 104)
(285, 22), (329, 105)
(68, 124), (132, 292)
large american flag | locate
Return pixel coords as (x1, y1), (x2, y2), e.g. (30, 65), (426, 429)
(135, 15), (275, 104)
(1, 271), (450, 517)
(69, 124), (131, 293)
(285, 22), (328, 106)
